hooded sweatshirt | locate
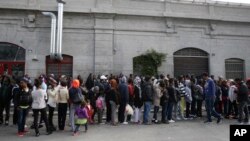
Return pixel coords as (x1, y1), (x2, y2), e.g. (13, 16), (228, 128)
(118, 76), (129, 105)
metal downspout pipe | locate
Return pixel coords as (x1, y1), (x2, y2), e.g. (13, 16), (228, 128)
(56, 0), (66, 60)
(42, 12), (57, 59)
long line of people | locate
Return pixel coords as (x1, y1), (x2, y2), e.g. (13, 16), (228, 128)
(0, 73), (249, 137)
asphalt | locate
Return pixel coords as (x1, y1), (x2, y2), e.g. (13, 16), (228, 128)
(0, 116), (241, 141)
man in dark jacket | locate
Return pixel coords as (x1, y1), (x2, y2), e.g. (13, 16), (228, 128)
(118, 76), (129, 124)
(142, 76), (154, 124)
(235, 78), (249, 124)
(0, 76), (13, 125)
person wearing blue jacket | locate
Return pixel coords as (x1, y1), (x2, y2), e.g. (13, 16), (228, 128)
(203, 72), (222, 124)
(118, 76), (129, 124)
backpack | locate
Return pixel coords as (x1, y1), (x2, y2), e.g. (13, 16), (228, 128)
(19, 90), (32, 106)
(96, 97), (104, 109)
(72, 88), (84, 104)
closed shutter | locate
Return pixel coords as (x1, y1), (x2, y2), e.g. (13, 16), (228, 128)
(174, 48), (209, 77)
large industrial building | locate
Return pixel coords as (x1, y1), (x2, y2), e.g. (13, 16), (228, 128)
(0, 0), (250, 79)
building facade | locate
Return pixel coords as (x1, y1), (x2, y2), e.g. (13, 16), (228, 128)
(0, 0), (250, 79)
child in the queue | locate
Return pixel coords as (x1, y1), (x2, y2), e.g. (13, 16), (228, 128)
(73, 101), (89, 136)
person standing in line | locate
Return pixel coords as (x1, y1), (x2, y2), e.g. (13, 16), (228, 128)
(160, 81), (169, 124)
(167, 78), (177, 123)
(133, 76), (143, 124)
(127, 78), (135, 123)
(31, 79), (52, 137)
(235, 78), (249, 124)
(12, 79), (20, 126)
(142, 76), (154, 125)
(221, 80), (229, 118)
(227, 80), (238, 119)
(178, 76), (187, 120)
(56, 80), (69, 131)
(15, 78), (33, 137)
(195, 79), (204, 118)
(118, 76), (129, 124)
(203, 72), (222, 124)
(47, 78), (58, 131)
(0, 75), (13, 126)
(108, 79), (119, 125)
(152, 79), (163, 124)
(69, 79), (82, 132)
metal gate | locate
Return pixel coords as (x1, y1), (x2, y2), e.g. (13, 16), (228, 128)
(225, 58), (245, 79)
(174, 48), (209, 77)
(46, 55), (73, 78)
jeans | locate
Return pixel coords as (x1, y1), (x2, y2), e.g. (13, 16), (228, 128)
(167, 102), (174, 120)
(205, 96), (220, 122)
(143, 102), (151, 123)
(110, 101), (117, 124)
(161, 102), (168, 122)
(0, 102), (10, 123)
(74, 123), (88, 133)
(58, 103), (68, 130)
(18, 108), (29, 132)
(153, 106), (160, 121)
(33, 108), (50, 134)
(238, 101), (249, 123)
(48, 105), (55, 127)
(70, 104), (80, 131)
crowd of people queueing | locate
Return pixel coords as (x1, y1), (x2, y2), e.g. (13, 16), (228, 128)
(0, 72), (249, 137)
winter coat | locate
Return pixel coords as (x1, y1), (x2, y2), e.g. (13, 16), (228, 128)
(153, 86), (163, 107)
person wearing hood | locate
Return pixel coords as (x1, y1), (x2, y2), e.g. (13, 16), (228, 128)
(0, 75), (13, 126)
(227, 80), (238, 119)
(118, 76), (129, 124)
(133, 76), (143, 124)
(152, 78), (163, 124)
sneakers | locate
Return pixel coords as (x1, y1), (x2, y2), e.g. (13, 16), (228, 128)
(168, 120), (175, 123)
(18, 132), (24, 137)
(217, 117), (222, 124)
(122, 122), (128, 125)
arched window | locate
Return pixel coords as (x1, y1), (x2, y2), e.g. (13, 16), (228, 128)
(46, 55), (73, 78)
(0, 42), (25, 77)
(225, 58), (245, 79)
(173, 48), (209, 77)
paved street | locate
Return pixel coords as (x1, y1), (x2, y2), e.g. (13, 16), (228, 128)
(0, 116), (235, 141)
